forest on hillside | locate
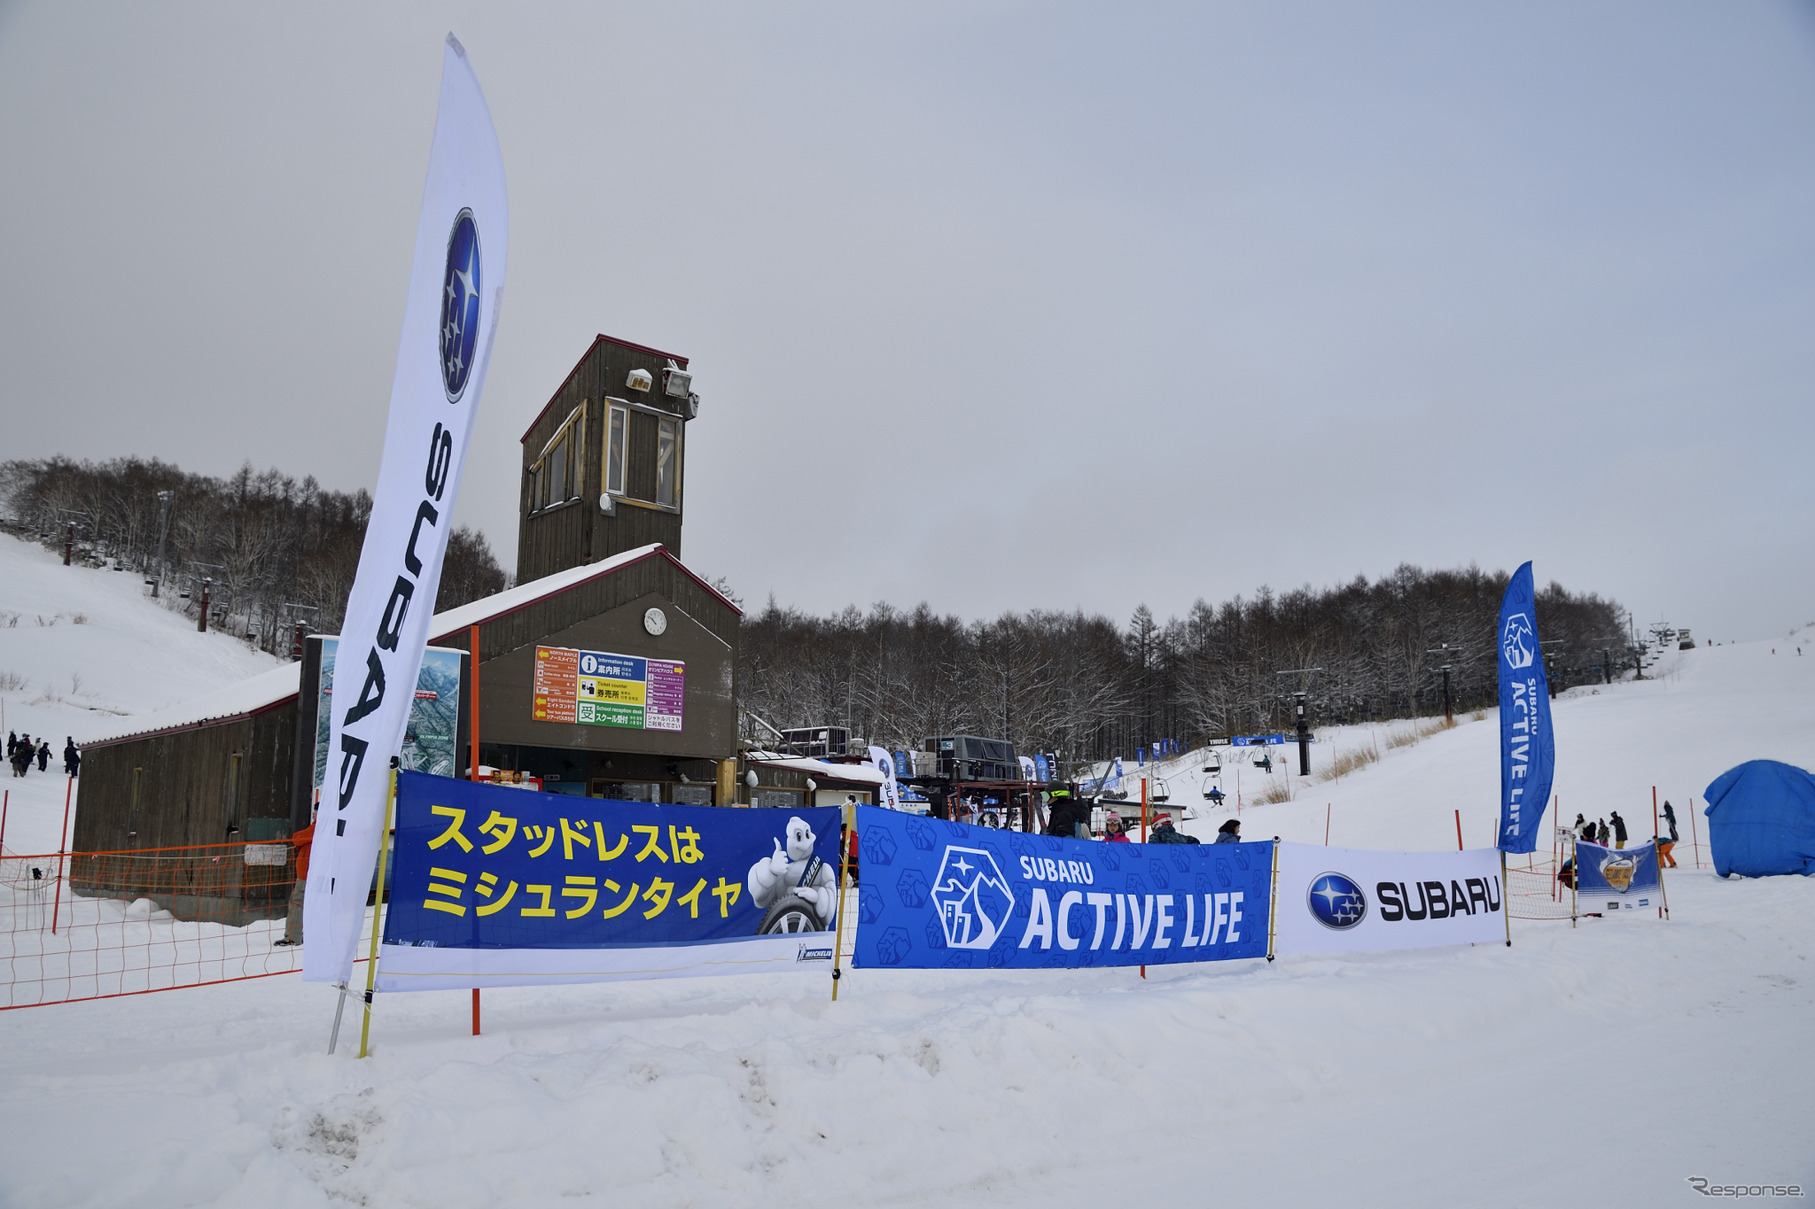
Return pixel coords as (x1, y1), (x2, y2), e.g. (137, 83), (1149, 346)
(738, 566), (1633, 765)
(0, 455), (508, 653)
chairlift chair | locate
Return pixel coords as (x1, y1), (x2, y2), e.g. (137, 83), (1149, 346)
(1152, 778), (1170, 804)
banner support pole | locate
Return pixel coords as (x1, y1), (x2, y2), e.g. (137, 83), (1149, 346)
(358, 761), (399, 1059)
(1569, 835), (1577, 928)
(327, 982), (351, 1054)
(1265, 837), (1280, 962)
(1139, 777), (1148, 979)
(831, 799), (855, 1001)
(1657, 841), (1670, 921)
(1500, 849), (1511, 946)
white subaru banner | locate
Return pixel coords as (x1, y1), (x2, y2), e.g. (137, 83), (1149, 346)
(867, 745), (902, 812)
(1273, 842), (1506, 956)
(304, 34), (508, 984)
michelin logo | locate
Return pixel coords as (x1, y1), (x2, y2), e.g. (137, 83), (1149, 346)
(796, 945), (834, 962)
(1502, 613), (1536, 670)
(930, 846), (1015, 949)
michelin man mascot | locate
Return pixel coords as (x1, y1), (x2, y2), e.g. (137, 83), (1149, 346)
(747, 816), (838, 933)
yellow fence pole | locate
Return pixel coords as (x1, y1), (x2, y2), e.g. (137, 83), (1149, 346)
(1266, 838), (1281, 962)
(358, 763), (399, 1059)
(831, 799), (855, 1001)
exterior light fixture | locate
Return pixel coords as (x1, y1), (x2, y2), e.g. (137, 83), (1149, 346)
(626, 368), (652, 392)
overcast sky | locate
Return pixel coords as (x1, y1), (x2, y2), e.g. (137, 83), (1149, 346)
(3, 2), (1812, 642)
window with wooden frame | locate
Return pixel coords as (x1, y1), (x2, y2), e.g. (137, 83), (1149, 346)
(604, 399), (683, 513)
(603, 401), (628, 497)
(528, 404), (586, 513)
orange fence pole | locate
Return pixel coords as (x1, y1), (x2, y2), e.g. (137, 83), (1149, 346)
(50, 776), (73, 935)
(1, 789), (8, 855)
(1690, 796), (1702, 869)
(1324, 803), (1331, 846)
(1454, 808), (1464, 852)
(470, 625), (482, 1036)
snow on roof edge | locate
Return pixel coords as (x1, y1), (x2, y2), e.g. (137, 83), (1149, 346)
(83, 544), (738, 750)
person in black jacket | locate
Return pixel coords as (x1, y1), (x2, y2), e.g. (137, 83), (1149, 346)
(1044, 788), (1090, 839)
(1609, 811), (1628, 849)
(1149, 815), (1199, 844)
(36, 740), (50, 773)
(63, 738), (80, 777)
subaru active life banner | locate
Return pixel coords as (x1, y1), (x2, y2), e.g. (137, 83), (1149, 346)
(1496, 561), (1555, 855)
(376, 774), (843, 990)
(305, 36), (509, 985)
(1272, 842), (1506, 956)
(850, 806), (1273, 970)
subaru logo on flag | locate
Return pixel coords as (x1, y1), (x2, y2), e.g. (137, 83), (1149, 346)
(439, 208), (482, 402)
(1501, 613), (1536, 670)
(929, 846), (1015, 949)
(1307, 872), (1368, 930)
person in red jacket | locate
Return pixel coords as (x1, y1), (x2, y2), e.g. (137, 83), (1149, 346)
(278, 812), (316, 947)
(1103, 813), (1131, 842)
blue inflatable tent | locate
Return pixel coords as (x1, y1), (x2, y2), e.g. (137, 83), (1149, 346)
(1702, 760), (1815, 878)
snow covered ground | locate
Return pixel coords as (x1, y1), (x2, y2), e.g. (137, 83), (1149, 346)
(1, 533), (1811, 1206)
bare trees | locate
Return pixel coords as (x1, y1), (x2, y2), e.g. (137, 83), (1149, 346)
(2, 455), (507, 652)
(737, 565), (1627, 762)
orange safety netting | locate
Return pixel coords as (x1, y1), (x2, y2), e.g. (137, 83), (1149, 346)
(0, 840), (305, 1009)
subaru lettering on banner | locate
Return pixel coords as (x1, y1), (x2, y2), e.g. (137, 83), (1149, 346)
(1496, 562), (1555, 855)
(375, 774), (844, 989)
(303, 36), (509, 984)
(850, 806), (1273, 970)
(1272, 842), (1506, 955)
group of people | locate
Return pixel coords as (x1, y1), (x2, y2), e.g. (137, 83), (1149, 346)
(1566, 800), (1681, 873)
(1043, 785), (1243, 846)
(7, 732), (76, 778)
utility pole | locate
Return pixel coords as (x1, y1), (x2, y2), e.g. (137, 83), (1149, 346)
(150, 490), (175, 598)
(1425, 644), (1463, 724)
(282, 603), (319, 661)
(1274, 668), (1322, 777)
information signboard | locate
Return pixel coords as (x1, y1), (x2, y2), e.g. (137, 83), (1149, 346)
(533, 645), (684, 732)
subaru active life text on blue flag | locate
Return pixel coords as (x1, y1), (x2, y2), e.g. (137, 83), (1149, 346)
(1497, 562), (1555, 855)
(304, 36), (508, 984)
(850, 806), (1273, 970)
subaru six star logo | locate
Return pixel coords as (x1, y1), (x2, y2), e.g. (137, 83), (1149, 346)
(929, 846), (1015, 950)
(439, 208), (482, 402)
(1501, 612), (1536, 670)
(1307, 872), (1368, 930)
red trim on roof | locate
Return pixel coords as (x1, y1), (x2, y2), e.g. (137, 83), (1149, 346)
(428, 546), (742, 646)
(519, 334), (692, 444)
(84, 693), (301, 750)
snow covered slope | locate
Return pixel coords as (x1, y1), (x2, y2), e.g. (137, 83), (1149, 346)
(0, 543), (1810, 1207)
(0, 533), (282, 854)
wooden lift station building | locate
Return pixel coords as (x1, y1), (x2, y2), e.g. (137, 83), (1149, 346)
(75, 335), (748, 870)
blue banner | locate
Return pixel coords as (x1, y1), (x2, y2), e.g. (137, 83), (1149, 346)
(1497, 562), (1555, 854)
(851, 806), (1273, 970)
(1574, 839), (1661, 901)
(384, 773), (843, 950)
(1231, 734), (1289, 747)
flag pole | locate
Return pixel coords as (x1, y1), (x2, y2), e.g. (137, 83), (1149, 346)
(831, 798), (855, 1001)
(1656, 840), (1670, 922)
(358, 762), (400, 1059)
